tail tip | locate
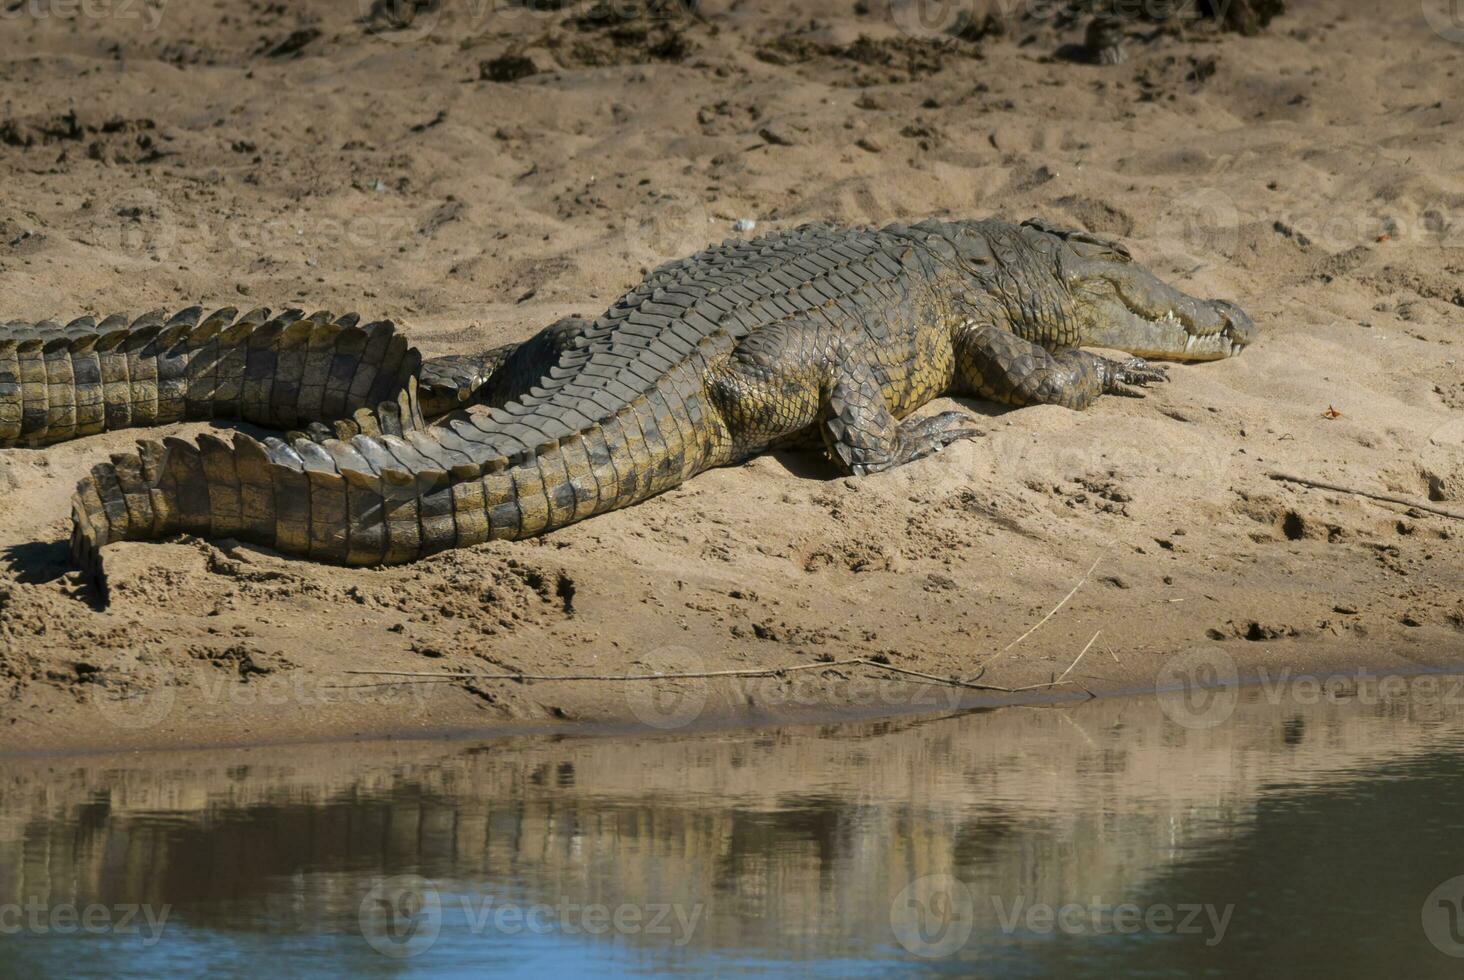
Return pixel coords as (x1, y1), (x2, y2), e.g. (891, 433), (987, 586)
(69, 485), (112, 603)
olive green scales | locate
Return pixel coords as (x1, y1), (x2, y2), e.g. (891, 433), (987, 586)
(0, 218), (1255, 596)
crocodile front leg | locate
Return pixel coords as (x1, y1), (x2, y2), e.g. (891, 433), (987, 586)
(709, 319), (978, 478)
(954, 322), (1167, 410)
(821, 358), (980, 476)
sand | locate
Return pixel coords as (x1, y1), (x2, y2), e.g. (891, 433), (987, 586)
(0, 0), (1461, 754)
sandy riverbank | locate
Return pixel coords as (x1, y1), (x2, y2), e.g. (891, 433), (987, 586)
(1, 0), (1461, 753)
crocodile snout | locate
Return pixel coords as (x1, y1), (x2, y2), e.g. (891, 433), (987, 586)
(1211, 299), (1256, 353)
(1077, 286), (1257, 363)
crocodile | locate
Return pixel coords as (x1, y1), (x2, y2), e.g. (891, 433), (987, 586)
(0, 218), (1254, 598)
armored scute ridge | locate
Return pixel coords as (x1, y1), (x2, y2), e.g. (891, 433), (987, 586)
(0, 218), (1256, 600)
(0, 307), (426, 447)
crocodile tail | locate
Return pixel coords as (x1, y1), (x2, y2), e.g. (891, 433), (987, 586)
(70, 360), (722, 599)
(3, 308), (420, 448)
(70, 379), (428, 600)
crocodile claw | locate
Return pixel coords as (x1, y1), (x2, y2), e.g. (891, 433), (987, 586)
(900, 411), (983, 463)
(1102, 356), (1168, 398)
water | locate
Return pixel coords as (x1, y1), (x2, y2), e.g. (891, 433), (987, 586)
(4, 676), (1464, 978)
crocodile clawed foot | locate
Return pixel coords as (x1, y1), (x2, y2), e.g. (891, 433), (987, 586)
(1102, 356), (1168, 399)
(893, 411), (983, 467)
(841, 412), (983, 476)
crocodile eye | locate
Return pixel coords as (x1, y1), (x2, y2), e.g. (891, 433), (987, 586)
(956, 236), (995, 267)
(1067, 238), (1132, 263)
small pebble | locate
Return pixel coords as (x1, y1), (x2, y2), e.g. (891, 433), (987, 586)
(734, 218), (757, 233)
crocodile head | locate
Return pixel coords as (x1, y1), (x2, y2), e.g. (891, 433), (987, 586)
(930, 218), (1256, 362)
(1056, 234), (1256, 362)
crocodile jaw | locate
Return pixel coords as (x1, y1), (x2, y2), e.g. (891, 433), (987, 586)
(1070, 265), (1257, 363)
(1083, 304), (1253, 362)
(1057, 241), (1257, 362)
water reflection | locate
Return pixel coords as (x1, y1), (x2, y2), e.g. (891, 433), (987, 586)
(3, 678), (1464, 976)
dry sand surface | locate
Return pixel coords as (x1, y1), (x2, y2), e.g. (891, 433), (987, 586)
(0, 0), (1461, 753)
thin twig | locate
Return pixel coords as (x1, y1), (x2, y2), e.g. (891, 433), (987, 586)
(1270, 472), (1464, 521)
(1004, 632), (1111, 707)
(342, 656), (1087, 696)
(346, 660), (869, 684)
(977, 553), (1103, 672)
(344, 562), (1116, 704)
(860, 660), (1008, 691)
(1053, 630), (1101, 686)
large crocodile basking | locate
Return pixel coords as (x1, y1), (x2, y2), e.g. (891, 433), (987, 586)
(0, 218), (1254, 598)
